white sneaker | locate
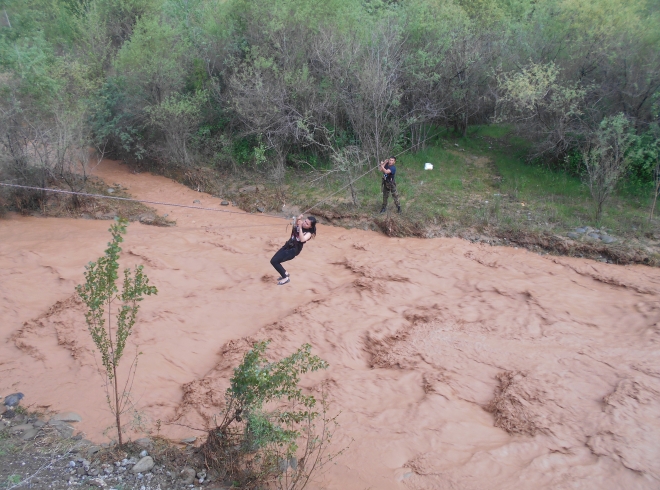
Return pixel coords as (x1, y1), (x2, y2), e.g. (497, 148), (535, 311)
(277, 276), (290, 285)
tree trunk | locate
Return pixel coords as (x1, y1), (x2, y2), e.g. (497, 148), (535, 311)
(113, 364), (123, 446)
(649, 176), (660, 222)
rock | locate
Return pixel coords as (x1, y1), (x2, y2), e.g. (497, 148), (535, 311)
(193, 200), (201, 204)
(20, 428), (39, 440)
(86, 446), (101, 457)
(139, 450), (148, 458)
(107, 188), (115, 194)
(288, 457), (298, 471)
(221, 201), (229, 206)
(88, 477), (106, 488)
(4, 393), (24, 407)
(180, 467), (196, 485)
(131, 456), (155, 474)
(575, 227), (587, 233)
(81, 213), (93, 219)
(3, 409), (15, 419)
(567, 232), (580, 239)
(51, 412), (82, 423)
(601, 235), (616, 244)
(257, 207), (265, 213)
(206, 468), (225, 483)
(180, 437), (197, 444)
(9, 423), (33, 434)
(239, 185), (257, 193)
(87, 467), (100, 477)
(76, 467), (86, 476)
(587, 232), (601, 240)
(163, 213), (168, 218)
(32, 420), (45, 428)
(0, 405), (6, 415)
(139, 213), (155, 224)
(101, 211), (118, 219)
(48, 420), (74, 438)
(134, 437), (152, 449)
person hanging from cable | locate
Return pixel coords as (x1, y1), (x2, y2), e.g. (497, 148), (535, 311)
(270, 214), (317, 285)
(379, 156), (401, 214)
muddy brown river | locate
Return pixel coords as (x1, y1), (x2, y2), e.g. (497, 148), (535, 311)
(2, 160), (660, 489)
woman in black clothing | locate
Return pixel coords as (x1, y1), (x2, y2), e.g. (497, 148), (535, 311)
(270, 215), (317, 285)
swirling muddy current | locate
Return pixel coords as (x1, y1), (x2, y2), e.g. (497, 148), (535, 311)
(2, 160), (660, 489)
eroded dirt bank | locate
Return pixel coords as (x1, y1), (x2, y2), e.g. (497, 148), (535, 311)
(2, 160), (660, 489)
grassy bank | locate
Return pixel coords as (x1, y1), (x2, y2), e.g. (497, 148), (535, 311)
(212, 125), (660, 264)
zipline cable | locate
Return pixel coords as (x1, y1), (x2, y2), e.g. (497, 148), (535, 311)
(0, 128), (445, 221)
(0, 182), (290, 221)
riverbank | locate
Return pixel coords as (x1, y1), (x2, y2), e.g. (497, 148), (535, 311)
(0, 406), (216, 489)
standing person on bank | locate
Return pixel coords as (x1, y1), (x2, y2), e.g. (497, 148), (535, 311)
(379, 156), (401, 213)
(270, 214), (317, 285)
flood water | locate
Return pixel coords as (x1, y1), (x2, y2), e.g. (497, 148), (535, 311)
(2, 159), (660, 489)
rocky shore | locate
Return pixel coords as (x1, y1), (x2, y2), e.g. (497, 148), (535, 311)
(0, 396), (222, 490)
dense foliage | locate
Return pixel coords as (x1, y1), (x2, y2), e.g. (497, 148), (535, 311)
(0, 0), (658, 193)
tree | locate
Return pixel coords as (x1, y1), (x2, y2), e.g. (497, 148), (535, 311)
(0, 34), (101, 209)
(330, 21), (406, 166)
(581, 114), (636, 220)
(224, 0), (339, 180)
(145, 90), (208, 167)
(76, 218), (157, 446)
(330, 145), (368, 206)
(114, 16), (190, 107)
(496, 61), (587, 161)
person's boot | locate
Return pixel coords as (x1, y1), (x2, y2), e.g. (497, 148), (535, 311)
(397, 205), (401, 214)
(379, 206), (386, 214)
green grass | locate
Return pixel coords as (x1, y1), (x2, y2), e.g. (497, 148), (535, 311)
(4, 475), (21, 486)
(247, 124), (659, 242)
(436, 124), (658, 237)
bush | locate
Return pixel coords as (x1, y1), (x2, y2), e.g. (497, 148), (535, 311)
(201, 341), (343, 489)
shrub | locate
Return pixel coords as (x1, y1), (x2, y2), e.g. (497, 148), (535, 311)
(76, 218), (157, 446)
(202, 341), (343, 489)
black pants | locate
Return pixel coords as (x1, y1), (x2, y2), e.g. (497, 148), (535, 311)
(270, 244), (300, 277)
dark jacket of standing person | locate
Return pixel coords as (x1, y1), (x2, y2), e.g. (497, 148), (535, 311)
(380, 157), (401, 213)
